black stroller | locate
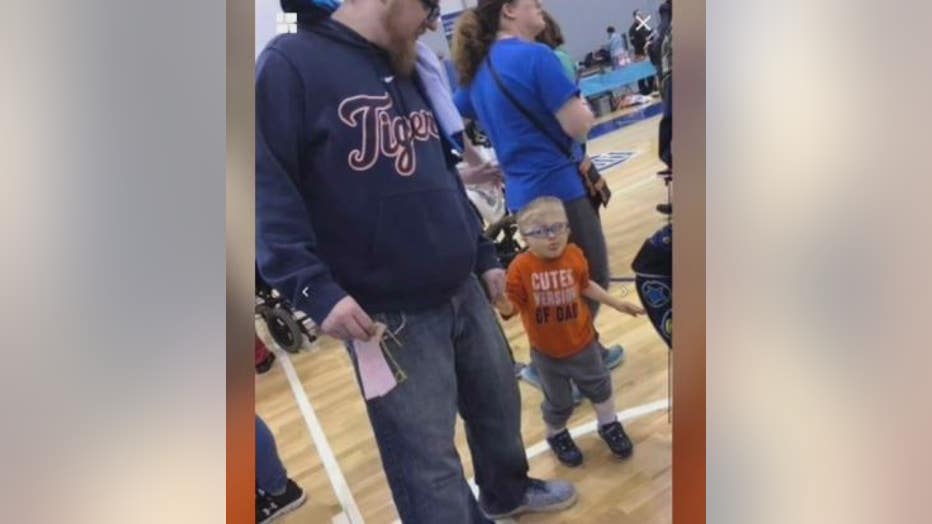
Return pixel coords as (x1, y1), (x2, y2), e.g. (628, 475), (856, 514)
(255, 265), (317, 353)
(482, 213), (525, 269)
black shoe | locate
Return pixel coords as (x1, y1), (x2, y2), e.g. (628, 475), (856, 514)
(256, 479), (306, 524)
(598, 421), (634, 459)
(546, 429), (584, 467)
(656, 203), (672, 215)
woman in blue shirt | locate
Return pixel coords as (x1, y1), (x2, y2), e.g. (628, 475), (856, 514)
(452, 0), (623, 373)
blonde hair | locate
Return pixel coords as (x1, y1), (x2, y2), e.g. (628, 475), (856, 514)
(516, 196), (567, 231)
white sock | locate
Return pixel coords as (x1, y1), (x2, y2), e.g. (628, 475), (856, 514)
(594, 395), (618, 427)
(546, 424), (566, 437)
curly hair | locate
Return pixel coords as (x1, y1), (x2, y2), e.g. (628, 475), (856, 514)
(451, 0), (513, 86)
(535, 10), (565, 49)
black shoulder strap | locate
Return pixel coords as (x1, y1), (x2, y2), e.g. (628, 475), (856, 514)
(484, 54), (575, 160)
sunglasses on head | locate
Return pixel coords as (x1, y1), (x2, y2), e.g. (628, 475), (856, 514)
(418, 0), (441, 22)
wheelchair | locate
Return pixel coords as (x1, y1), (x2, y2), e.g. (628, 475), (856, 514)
(256, 265), (317, 353)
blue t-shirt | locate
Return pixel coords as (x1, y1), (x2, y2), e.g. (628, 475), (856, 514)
(454, 39), (586, 212)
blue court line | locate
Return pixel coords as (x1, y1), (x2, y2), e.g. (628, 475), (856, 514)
(588, 102), (664, 141)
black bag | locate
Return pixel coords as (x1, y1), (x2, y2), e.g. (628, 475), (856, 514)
(632, 225), (672, 349)
(485, 56), (611, 210)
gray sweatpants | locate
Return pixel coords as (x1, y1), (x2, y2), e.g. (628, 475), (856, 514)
(531, 339), (613, 429)
(564, 197), (610, 317)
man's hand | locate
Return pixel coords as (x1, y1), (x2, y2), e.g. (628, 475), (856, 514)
(481, 268), (506, 303)
(458, 162), (503, 186)
(320, 296), (378, 341)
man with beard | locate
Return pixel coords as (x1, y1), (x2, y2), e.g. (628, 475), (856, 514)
(255, 0), (576, 522)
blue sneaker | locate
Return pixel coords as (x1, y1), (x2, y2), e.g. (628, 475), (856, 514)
(513, 361), (527, 378)
(481, 478), (578, 520)
(518, 363), (541, 388)
(602, 345), (625, 370)
(520, 365), (583, 405)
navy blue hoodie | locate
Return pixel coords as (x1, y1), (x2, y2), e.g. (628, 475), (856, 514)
(256, 19), (500, 324)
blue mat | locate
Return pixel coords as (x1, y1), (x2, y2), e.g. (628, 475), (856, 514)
(580, 61), (657, 98)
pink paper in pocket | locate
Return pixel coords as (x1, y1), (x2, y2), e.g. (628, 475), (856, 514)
(354, 324), (398, 400)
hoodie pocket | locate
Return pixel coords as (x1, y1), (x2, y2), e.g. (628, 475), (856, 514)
(369, 188), (475, 292)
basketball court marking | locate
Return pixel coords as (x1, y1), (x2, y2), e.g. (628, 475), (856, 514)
(274, 346), (365, 524)
(591, 151), (637, 172)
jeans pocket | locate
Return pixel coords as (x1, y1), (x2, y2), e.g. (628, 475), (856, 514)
(371, 311), (408, 350)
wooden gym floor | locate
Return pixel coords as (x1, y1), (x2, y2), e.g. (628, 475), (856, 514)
(256, 101), (672, 524)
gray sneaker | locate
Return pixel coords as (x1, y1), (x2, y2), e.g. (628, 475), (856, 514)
(481, 478), (578, 520)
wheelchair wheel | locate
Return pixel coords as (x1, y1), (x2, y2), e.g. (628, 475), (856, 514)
(264, 307), (303, 353)
(255, 303), (272, 318)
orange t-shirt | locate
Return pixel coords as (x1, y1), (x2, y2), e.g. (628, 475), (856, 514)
(505, 243), (595, 359)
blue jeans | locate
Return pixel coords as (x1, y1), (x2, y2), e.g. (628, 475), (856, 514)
(256, 415), (288, 494)
(349, 277), (530, 523)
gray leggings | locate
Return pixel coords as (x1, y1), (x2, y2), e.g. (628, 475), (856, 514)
(532, 339), (612, 428)
(564, 197), (610, 316)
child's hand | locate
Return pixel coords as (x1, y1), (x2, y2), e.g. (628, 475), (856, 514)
(494, 296), (515, 316)
(614, 301), (646, 317)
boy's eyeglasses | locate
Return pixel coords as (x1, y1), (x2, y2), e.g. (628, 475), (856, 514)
(522, 222), (570, 238)
(419, 0), (441, 22)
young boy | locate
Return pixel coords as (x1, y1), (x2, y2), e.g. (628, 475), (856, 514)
(495, 197), (645, 466)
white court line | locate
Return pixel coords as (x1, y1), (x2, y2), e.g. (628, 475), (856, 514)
(393, 398), (670, 524)
(273, 347), (365, 524)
